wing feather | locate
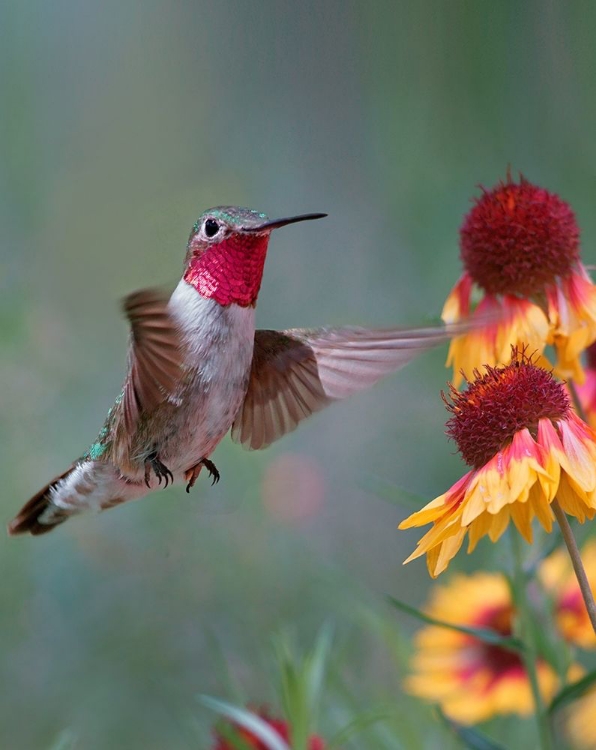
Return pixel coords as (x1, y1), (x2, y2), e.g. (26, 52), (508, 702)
(232, 323), (459, 450)
(121, 288), (184, 435)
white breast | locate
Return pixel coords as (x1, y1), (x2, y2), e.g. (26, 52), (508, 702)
(165, 280), (256, 471)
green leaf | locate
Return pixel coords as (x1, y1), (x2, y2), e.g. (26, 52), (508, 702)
(437, 709), (507, 750)
(303, 622), (333, 718)
(272, 624), (333, 750)
(325, 707), (391, 749)
(549, 670), (596, 715)
(387, 595), (524, 651)
(198, 696), (290, 750)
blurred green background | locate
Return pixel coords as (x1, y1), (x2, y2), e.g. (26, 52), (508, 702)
(2, 2), (596, 748)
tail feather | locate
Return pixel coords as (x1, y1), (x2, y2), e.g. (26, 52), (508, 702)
(8, 466), (75, 536)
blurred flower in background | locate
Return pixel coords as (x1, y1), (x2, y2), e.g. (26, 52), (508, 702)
(399, 349), (596, 577)
(404, 572), (559, 723)
(212, 709), (326, 750)
(443, 176), (596, 386)
(563, 685), (596, 750)
(574, 343), (596, 429)
(539, 540), (596, 650)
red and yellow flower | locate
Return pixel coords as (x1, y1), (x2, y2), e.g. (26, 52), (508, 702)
(443, 176), (596, 386)
(405, 572), (559, 723)
(399, 349), (596, 577)
(212, 709), (325, 750)
(563, 686), (596, 750)
(574, 342), (596, 430)
(539, 540), (596, 649)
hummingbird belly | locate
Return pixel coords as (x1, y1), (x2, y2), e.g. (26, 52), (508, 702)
(149, 280), (256, 480)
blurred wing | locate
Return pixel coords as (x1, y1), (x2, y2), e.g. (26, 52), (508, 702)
(121, 288), (184, 434)
(231, 324), (457, 450)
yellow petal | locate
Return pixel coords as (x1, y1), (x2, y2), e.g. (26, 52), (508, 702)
(428, 528), (467, 578)
(467, 512), (494, 552)
(399, 471), (474, 529)
(549, 269), (596, 382)
(528, 483), (554, 532)
(556, 475), (591, 523)
(510, 498), (533, 543)
(558, 414), (596, 492)
(487, 506), (511, 542)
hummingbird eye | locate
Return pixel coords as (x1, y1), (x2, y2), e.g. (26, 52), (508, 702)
(203, 218), (220, 239)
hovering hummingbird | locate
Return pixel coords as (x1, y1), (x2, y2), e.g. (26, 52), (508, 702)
(9, 207), (465, 536)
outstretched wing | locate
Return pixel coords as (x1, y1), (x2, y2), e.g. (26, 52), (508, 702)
(121, 288), (184, 434)
(231, 324), (457, 450)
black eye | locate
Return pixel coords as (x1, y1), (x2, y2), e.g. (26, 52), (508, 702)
(204, 218), (220, 238)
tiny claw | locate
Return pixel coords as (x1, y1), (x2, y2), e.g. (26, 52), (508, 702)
(145, 452), (174, 489)
(184, 464), (201, 493)
(184, 457), (220, 492)
(202, 458), (220, 486)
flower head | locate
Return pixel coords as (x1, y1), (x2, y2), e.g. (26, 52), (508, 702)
(539, 540), (596, 649)
(212, 710), (325, 750)
(444, 352), (570, 469)
(443, 175), (596, 385)
(399, 349), (596, 577)
(460, 177), (579, 297)
(405, 572), (559, 723)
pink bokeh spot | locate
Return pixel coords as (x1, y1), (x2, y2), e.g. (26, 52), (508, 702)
(262, 453), (326, 524)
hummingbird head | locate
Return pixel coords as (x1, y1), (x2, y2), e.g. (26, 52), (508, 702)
(183, 206), (327, 307)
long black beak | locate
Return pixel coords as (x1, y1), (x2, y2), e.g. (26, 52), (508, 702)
(243, 213), (327, 232)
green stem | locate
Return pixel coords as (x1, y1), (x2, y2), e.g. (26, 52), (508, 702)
(510, 531), (554, 750)
(552, 499), (596, 636)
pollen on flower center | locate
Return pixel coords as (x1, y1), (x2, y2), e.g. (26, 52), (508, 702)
(460, 176), (580, 297)
(445, 351), (570, 469)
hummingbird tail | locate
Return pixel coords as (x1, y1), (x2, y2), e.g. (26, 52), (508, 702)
(8, 466), (75, 536)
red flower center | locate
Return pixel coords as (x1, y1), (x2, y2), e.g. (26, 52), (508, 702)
(444, 351), (570, 469)
(461, 603), (523, 685)
(460, 176), (580, 297)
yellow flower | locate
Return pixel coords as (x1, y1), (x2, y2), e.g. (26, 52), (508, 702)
(563, 686), (596, 750)
(405, 572), (559, 723)
(399, 350), (596, 577)
(443, 176), (596, 386)
(539, 540), (596, 649)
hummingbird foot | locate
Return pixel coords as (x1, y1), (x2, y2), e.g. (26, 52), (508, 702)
(184, 457), (220, 493)
(144, 452), (174, 488)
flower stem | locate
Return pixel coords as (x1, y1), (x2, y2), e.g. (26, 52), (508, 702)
(552, 498), (596, 636)
(510, 531), (554, 750)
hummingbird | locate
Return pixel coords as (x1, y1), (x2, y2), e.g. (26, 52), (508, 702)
(9, 206), (465, 536)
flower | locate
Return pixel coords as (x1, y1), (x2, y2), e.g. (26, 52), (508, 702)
(399, 349), (596, 577)
(443, 175), (596, 386)
(539, 540), (596, 649)
(405, 572), (559, 723)
(574, 342), (596, 429)
(212, 709), (325, 750)
(563, 685), (596, 750)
